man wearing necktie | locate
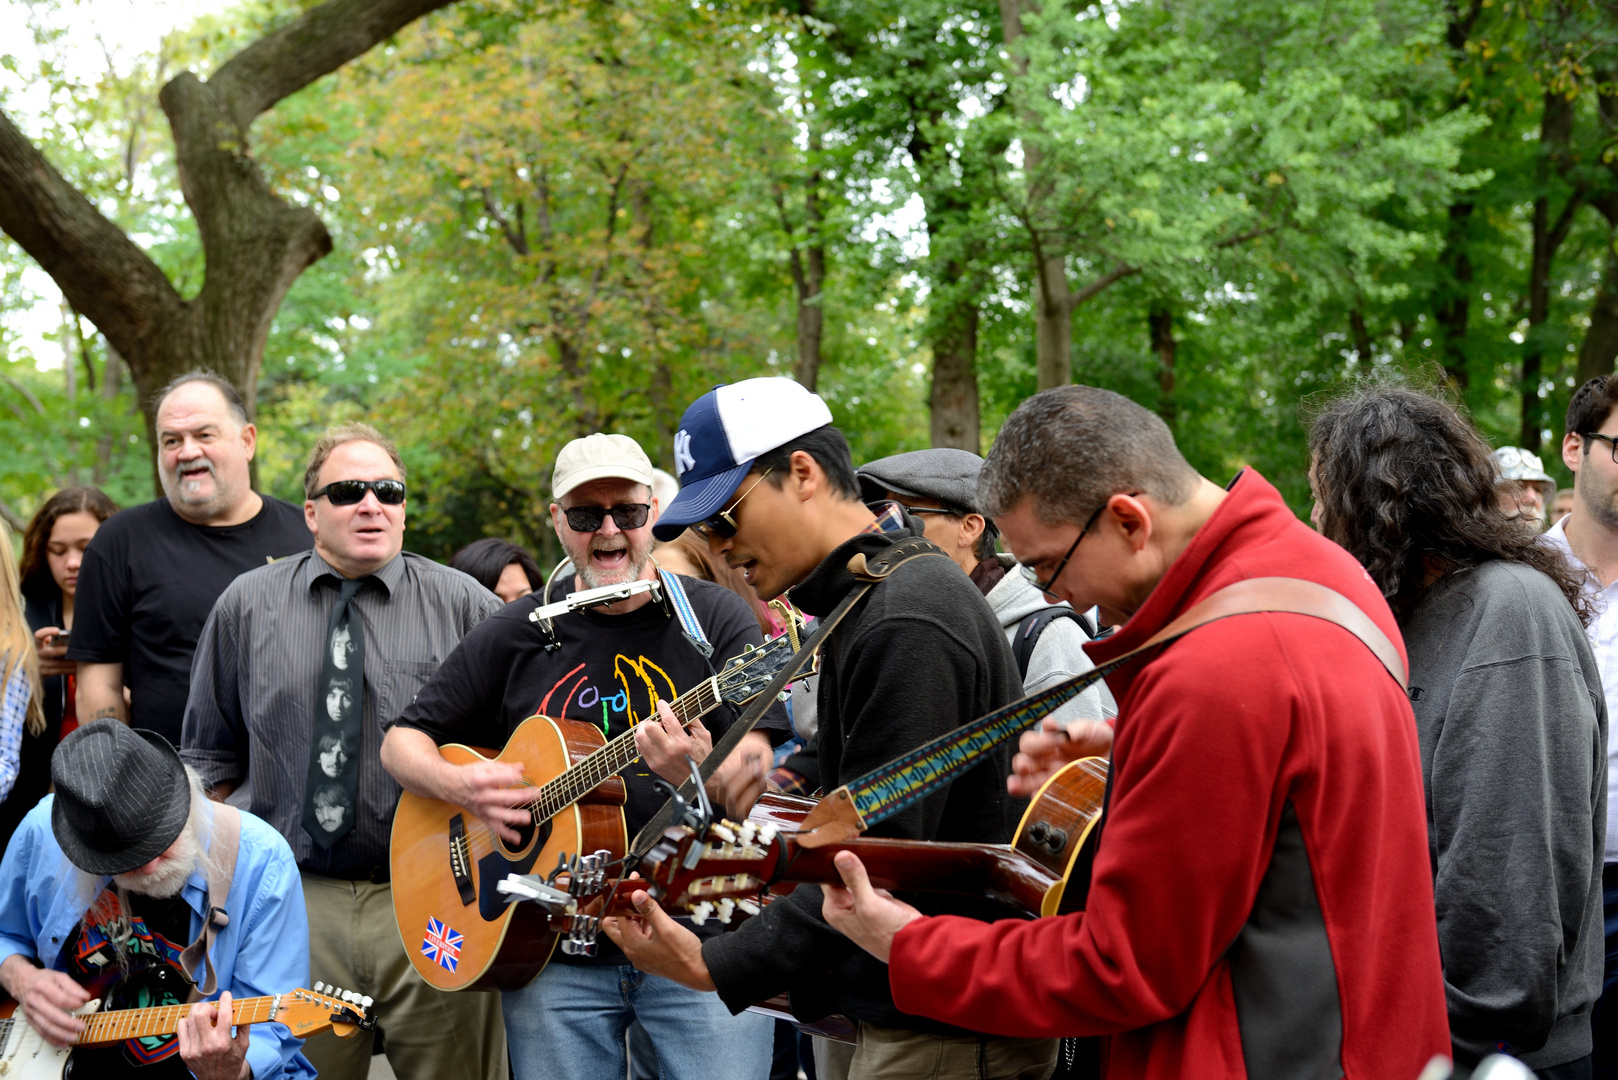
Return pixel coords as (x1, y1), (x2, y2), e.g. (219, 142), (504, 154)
(181, 423), (507, 1080)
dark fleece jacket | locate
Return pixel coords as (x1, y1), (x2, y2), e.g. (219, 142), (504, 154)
(702, 514), (1024, 1032)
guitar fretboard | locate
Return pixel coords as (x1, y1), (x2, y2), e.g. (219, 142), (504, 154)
(73, 993), (283, 1045)
(525, 676), (723, 823)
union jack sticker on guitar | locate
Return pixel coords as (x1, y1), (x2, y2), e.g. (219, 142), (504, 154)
(422, 917), (462, 972)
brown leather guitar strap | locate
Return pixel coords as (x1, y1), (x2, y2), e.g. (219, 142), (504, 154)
(796, 576), (1405, 845)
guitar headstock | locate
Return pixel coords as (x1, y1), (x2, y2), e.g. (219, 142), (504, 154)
(277, 983), (377, 1039)
(715, 633), (816, 707)
(628, 818), (784, 924)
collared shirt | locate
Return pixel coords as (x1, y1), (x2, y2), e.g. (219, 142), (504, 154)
(0, 798), (316, 1080)
(181, 550), (500, 874)
(1544, 515), (1618, 861)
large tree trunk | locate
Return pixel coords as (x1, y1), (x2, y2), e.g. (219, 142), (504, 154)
(1149, 306), (1176, 430)
(929, 291), (980, 451)
(0, 0), (463, 491)
(1522, 89), (1581, 452)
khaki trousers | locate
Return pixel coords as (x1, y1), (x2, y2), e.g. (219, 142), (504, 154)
(816, 1024), (1057, 1080)
(300, 873), (507, 1080)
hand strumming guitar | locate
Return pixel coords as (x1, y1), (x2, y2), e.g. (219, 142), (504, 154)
(1008, 717), (1114, 797)
(380, 726), (532, 845)
(635, 700), (774, 819)
(0, 956), (90, 1047)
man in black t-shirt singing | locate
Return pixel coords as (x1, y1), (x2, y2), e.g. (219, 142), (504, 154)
(69, 372), (311, 743)
(381, 432), (790, 1080)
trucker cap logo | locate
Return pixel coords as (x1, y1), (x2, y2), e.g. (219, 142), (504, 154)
(674, 430), (697, 477)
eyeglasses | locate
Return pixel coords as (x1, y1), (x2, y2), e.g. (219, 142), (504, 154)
(693, 469), (773, 541)
(898, 505), (962, 517)
(1581, 432), (1618, 463)
(1018, 497), (1121, 596)
(312, 479), (407, 506)
(563, 503), (651, 533)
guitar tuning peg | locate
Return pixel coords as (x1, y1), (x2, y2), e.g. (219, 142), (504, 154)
(716, 898), (736, 924)
(737, 821), (758, 844)
(737, 898), (761, 916)
(689, 901), (714, 926)
(757, 823), (778, 845)
(711, 823), (737, 844)
(361, 996), (374, 1009)
(312, 981), (324, 993)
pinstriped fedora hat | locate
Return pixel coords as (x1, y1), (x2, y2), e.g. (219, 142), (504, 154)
(50, 723), (191, 876)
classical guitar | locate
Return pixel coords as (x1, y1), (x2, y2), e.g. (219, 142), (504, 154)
(573, 757), (1109, 926)
(391, 633), (805, 991)
(0, 982), (373, 1079)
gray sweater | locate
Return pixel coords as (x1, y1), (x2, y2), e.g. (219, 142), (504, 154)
(1402, 560), (1608, 1069)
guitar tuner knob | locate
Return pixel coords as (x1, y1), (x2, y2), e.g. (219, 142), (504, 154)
(361, 996), (374, 1008)
(711, 823), (737, 844)
(689, 901), (714, 926)
(737, 899), (761, 916)
(312, 981), (324, 993)
(716, 898), (736, 924)
(758, 824), (778, 844)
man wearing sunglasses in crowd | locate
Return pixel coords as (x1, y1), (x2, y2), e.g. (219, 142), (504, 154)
(600, 378), (1052, 1080)
(182, 423), (509, 1080)
(379, 432), (788, 1080)
(70, 371), (313, 744)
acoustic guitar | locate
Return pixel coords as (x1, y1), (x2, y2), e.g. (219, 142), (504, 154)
(0, 982), (372, 1079)
(390, 633), (804, 991)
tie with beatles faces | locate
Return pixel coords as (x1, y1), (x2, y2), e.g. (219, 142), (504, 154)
(303, 576), (367, 849)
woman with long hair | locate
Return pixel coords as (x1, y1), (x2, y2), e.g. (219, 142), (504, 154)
(1310, 385), (1604, 1077)
(0, 519), (42, 808)
(449, 537), (544, 605)
(2, 487), (117, 852)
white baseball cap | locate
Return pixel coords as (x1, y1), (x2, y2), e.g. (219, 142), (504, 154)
(552, 433), (655, 500)
(653, 378), (834, 540)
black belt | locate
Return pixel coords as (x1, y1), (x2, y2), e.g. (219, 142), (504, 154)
(316, 865), (390, 884)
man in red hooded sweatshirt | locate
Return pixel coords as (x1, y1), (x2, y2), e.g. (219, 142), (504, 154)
(823, 386), (1451, 1080)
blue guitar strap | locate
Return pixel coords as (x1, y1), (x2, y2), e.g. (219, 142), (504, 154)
(657, 569), (713, 659)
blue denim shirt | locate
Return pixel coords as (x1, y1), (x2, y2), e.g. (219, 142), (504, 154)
(0, 797), (317, 1079)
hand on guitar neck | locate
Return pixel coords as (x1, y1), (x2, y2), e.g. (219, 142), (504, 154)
(822, 851), (924, 964)
(0, 956), (252, 1079)
(635, 700), (775, 820)
(1008, 717), (1113, 798)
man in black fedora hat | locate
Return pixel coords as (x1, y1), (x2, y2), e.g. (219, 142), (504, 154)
(0, 722), (316, 1079)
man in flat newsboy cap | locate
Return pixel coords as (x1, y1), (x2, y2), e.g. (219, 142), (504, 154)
(857, 448), (1113, 728)
(0, 723), (317, 1079)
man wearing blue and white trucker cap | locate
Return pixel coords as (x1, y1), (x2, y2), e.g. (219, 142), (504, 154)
(616, 378), (1055, 1080)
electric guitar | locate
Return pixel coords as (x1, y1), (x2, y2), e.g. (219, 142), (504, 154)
(0, 982), (373, 1079)
(390, 632), (806, 991)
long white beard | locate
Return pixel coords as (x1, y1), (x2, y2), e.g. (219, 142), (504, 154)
(114, 821), (201, 899)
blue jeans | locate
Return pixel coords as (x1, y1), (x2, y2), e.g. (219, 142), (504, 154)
(502, 959), (773, 1080)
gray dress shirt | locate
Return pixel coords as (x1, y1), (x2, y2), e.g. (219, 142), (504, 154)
(181, 549), (501, 876)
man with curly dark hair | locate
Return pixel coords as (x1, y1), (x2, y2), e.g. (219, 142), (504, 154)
(1311, 384), (1606, 1079)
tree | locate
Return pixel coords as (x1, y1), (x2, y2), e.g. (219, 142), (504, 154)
(0, 0), (472, 483)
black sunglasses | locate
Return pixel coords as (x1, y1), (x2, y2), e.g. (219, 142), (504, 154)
(564, 503), (651, 533)
(693, 470), (773, 541)
(312, 479), (407, 506)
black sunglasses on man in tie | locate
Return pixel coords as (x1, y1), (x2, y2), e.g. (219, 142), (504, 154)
(312, 479), (407, 505)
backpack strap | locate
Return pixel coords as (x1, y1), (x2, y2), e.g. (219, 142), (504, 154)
(1013, 607), (1095, 681)
(179, 803), (240, 1001)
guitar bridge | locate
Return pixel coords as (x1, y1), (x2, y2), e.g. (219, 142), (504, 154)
(448, 815), (476, 906)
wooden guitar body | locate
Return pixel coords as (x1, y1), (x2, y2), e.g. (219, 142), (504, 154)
(390, 714), (627, 991)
